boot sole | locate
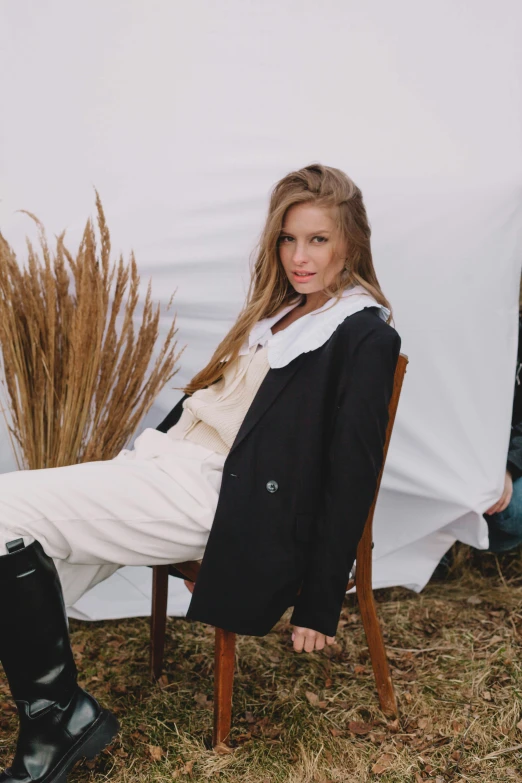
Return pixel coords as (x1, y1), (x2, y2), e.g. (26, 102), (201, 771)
(38, 709), (120, 783)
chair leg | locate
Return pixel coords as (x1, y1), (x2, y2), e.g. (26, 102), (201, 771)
(212, 628), (236, 747)
(354, 521), (398, 718)
(356, 575), (398, 717)
(150, 565), (169, 681)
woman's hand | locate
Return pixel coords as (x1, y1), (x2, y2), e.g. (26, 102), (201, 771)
(184, 579), (195, 594)
(291, 625), (336, 653)
(485, 470), (513, 515)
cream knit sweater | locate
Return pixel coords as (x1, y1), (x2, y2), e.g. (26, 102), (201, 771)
(166, 345), (270, 455)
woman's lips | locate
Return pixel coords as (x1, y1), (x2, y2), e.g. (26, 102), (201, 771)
(292, 271), (316, 282)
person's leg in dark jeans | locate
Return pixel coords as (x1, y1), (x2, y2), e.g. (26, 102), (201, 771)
(484, 475), (522, 552)
(433, 475), (522, 579)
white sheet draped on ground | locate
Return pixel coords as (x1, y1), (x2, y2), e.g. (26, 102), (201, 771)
(1, 1), (521, 621)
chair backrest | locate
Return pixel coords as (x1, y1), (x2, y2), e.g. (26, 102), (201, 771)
(351, 352), (409, 589)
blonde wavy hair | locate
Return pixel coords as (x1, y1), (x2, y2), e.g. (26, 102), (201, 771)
(184, 162), (393, 394)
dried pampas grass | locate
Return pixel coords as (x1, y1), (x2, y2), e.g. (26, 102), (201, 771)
(0, 193), (183, 470)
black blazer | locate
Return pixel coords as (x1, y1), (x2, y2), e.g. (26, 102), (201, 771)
(156, 306), (401, 638)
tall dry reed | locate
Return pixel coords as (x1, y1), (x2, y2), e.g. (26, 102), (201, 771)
(0, 193), (183, 469)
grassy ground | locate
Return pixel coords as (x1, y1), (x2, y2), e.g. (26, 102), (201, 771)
(1, 545), (522, 782)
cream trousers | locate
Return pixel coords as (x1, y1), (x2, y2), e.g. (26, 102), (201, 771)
(0, 428), (226, 607)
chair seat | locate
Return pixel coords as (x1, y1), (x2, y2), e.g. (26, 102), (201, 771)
(167, 560), (202, 582)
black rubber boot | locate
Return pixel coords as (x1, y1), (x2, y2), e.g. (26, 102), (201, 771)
(0, 539), (120, 782)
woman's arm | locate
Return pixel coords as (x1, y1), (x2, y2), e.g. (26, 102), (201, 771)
(290, 327), (401, 639)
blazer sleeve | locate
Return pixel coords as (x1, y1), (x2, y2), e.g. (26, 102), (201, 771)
(290, 328), (402, 638)
(155, 393), (190, 433)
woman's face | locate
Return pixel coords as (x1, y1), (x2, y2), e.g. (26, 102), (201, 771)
(278, 203), (347, 294)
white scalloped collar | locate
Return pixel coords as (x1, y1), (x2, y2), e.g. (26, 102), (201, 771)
(239, 285), (390, 368)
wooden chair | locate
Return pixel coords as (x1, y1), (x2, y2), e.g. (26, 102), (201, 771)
(150, 352), (409, 747)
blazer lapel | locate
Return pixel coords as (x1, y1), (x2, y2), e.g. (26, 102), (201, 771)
(229, 354), (306, 455)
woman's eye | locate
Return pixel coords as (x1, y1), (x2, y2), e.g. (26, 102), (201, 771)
(278, 236), (326, 243)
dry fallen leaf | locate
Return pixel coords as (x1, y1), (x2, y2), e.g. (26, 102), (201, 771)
(482, 691), (492, 701)
(329, 727), (344, 737)
(305, 691), (320, 706)
(263, 726), (282, 739)
(148, 745), (164, 761)
(347, 721), (373, 735)
(214, 742), (235, 755)
(193, 692), (213, 710)
(485, 635), (503, 646)
(371, 753), (394, 774)
(467, 595), (482, 605)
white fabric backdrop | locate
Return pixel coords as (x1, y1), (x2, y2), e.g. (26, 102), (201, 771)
(1, 0), (521, 620)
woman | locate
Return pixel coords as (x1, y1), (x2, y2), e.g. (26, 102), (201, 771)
(0, 163), (401, 782)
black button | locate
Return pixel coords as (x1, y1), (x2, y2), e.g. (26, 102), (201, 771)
(266, 480), (279, 493)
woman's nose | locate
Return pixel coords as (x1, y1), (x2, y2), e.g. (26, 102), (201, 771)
(292, 243), (310, 264)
